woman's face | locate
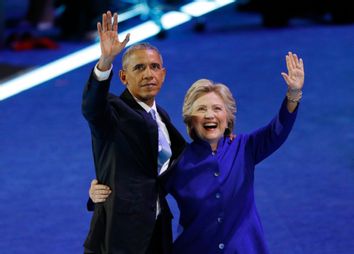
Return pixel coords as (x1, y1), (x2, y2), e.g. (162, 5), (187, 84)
(191, 92), (228, 150)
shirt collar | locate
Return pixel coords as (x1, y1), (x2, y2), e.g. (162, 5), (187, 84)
(192, 135), (229, 153)
(132, 96), (157, 113)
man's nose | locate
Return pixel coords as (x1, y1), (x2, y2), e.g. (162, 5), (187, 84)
(143, 67), (153, 79)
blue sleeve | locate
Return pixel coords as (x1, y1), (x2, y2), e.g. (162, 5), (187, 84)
(246, 98), (299, 164)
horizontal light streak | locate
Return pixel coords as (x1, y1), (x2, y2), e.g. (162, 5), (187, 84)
(0, 0), (236, 101)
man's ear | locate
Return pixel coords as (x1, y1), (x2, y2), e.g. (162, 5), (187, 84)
(162, 68), (166, 83)
(119, 70), (127, 85)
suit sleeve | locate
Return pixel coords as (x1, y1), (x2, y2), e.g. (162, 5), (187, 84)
(81, 69), (114, 138)
(87, 198), (95, 211)
(82, 70), (113, 212)
(246, 97), (299, 164)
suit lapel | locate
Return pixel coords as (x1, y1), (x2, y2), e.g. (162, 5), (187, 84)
(120, 89), (159, 175)
(119, 89), (185, 176)
(120, 89), (145, 112)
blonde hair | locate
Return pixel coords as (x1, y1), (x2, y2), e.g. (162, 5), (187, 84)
(183, 79), (237, 139)
(122, 42), (163, 69)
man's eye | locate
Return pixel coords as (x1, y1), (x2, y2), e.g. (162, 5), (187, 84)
(134, 65), (145, 71)
(151, 64), (161, 70)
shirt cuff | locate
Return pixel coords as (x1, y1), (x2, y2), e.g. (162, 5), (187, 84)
(94, 63), (113, 81)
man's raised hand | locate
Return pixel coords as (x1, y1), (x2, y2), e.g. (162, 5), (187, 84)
(97, 11), (130, 71)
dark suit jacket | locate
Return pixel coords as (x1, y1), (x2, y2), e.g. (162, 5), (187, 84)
(82, 71), (186, 254)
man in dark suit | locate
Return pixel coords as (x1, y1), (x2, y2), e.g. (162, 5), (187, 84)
(82, 11), (185, 254)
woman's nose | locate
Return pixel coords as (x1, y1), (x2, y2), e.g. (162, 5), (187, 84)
(204, 110), (214, 118)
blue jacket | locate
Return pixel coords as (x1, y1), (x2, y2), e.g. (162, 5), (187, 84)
(162, 99), (298, 254)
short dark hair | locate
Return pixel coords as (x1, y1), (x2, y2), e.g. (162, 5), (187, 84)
(122, 42), (163, 69)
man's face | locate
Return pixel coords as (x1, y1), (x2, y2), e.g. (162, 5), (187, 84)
(119, 49), (166, 106)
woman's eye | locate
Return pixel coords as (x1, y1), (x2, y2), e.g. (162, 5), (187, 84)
(214, 106), (223, 111)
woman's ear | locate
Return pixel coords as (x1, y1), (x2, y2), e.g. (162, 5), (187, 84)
(224, 128), (231, 136)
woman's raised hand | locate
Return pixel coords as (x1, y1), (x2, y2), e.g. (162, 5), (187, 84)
(281, 52), (305, 91)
